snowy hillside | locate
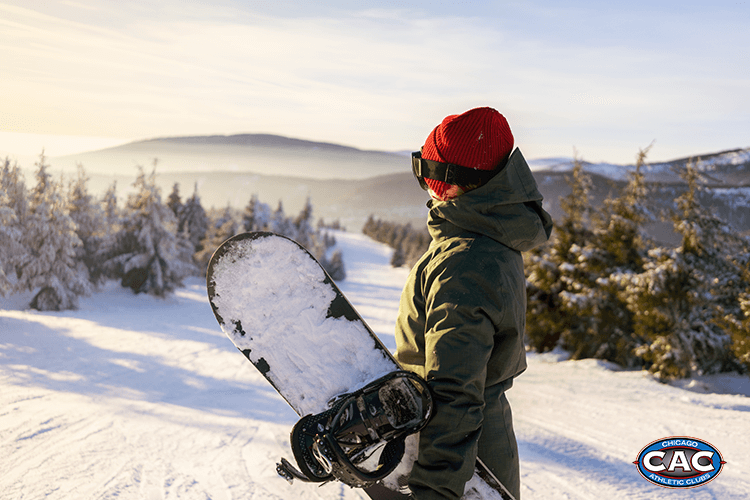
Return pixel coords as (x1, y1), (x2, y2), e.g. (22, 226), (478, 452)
(2, 232), (749, 499)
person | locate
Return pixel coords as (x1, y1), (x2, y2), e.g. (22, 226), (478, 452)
(394, 107), (553, 500)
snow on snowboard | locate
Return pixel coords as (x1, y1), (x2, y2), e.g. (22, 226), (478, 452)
(206, 232), (516, 500)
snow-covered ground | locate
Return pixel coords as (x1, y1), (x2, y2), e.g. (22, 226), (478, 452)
(2, 231), (749, 499)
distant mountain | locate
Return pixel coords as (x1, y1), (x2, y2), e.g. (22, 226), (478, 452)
(52, 133), (409, 180)
(531, 147), (750, 243)
(45, 134), (750, 236)
(136, 133), (377, 152)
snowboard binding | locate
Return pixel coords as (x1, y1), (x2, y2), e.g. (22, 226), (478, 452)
(277, 370), (433, 489)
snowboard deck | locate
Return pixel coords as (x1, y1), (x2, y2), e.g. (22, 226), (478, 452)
(206, 232), (515, 500)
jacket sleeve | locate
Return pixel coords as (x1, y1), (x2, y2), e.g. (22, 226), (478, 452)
(408, 253), (502, 500)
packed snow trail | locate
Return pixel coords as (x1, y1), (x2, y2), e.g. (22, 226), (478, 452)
(1, 230), (749, 499)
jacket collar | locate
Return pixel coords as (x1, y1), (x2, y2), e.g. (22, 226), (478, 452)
(427, 148), (553, 252)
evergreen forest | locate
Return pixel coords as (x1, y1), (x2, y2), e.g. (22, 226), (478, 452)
(523, 149), (750, 379)
(0, 154), (344, 311)
(3, 148), (749, 381)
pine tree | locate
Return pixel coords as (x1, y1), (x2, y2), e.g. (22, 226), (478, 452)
(0, 158), (27, 294)
(556, 146), (654, 366)
(615, 159), (740, 379)
(595, 146), (653, 269)
(101, 166), (195, 296)
(0, 185), (18, 295)
(242, 194), (260, 232)
(101, 181), (120, 236)
(321, 249), (346, 281)
(178, 184), (209, 254)
(67, 163), (107, 285)
(293, 197), (315, 248)
(270, 200), (293, 236)
(166, 182), (183, 218)
(195, 207), (239, 276)
(15, 152), (91, 310)
(1, 157), (29, 226)
(525, 154), (596, 353)
(213, 204), (236, 231)
(717, 251), (750, 373)
(390, 243), (406, 268)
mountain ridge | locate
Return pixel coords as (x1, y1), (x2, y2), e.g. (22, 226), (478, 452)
(34, 133), (750, 236)
(55, 133), (750, 183)
(52, 133), (410, 180)
(131, 133), (401, 155)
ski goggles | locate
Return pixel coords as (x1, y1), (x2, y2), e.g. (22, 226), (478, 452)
(411, 150), (503, 191)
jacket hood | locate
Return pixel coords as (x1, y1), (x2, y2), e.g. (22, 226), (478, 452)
(427, 148), (553, 252)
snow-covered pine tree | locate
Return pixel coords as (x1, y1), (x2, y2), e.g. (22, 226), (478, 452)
(101, 166), (195, 296)
(594, 146), (653, 269)
(1, 157), (29, 223)
(615, 159), (741, 379)
(556, 146), (654, 367)
(0, 190), (16, 294)
(195, 206), (239, 276)
(0, 189), (18, 294)
(711, 242), (750, 374)
(213, 204), (236, 229)
(390, 243), (406, 268)
(716, 250), (750, 373)
(101, 181), (121, 236)
(242, 194), (259, 232)
(525, 154), (596, 353)
(321, 249), (346, 281)
(178, 184), (209, 254)
(95, 180), (122, 281)
(241, 194), (275, 233)
(0, 158), (27, 294)
(67, 163), (107, 285)
(15, 152), (91, 310)
(166, 182), (183, 218)
(270, 200), (293, 236)
(293, 197), (315, 248)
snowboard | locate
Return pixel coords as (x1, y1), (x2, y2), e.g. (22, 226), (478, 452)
(206, 231), (516, 500)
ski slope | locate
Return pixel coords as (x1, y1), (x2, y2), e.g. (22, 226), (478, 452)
(1, 231), (749, 499)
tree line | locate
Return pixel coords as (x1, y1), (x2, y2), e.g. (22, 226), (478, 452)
(0, 153), (344, 311)
(361, 216), (431, 268)
(525, 147), (750, 379)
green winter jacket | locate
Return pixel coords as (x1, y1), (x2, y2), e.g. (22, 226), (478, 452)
(395, 148), (553, 500)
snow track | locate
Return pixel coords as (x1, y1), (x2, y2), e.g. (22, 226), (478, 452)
(2, 231), (749, 499)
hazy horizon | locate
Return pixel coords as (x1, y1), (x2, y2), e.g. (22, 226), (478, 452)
(2, 130), (748, 173)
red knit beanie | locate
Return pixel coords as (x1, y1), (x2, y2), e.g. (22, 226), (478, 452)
(422, 107), (514, 200)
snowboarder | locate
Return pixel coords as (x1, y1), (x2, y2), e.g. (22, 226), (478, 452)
(395, 107), (553, 500)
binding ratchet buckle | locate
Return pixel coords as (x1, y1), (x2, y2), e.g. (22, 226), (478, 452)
(276, 371), (433, 489)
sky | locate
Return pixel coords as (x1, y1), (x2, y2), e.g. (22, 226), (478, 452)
(0, 0), (749, 164)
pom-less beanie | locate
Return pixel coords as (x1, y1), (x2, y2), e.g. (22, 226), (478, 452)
(422, 107), (514, 200)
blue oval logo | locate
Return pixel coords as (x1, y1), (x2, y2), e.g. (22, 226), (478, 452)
(634, 436), (725, 489)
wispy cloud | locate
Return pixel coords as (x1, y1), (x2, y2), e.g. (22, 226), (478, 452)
(1, 0), (748, 162)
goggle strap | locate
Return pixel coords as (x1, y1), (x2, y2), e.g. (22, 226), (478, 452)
(412, 153), (505, 187)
